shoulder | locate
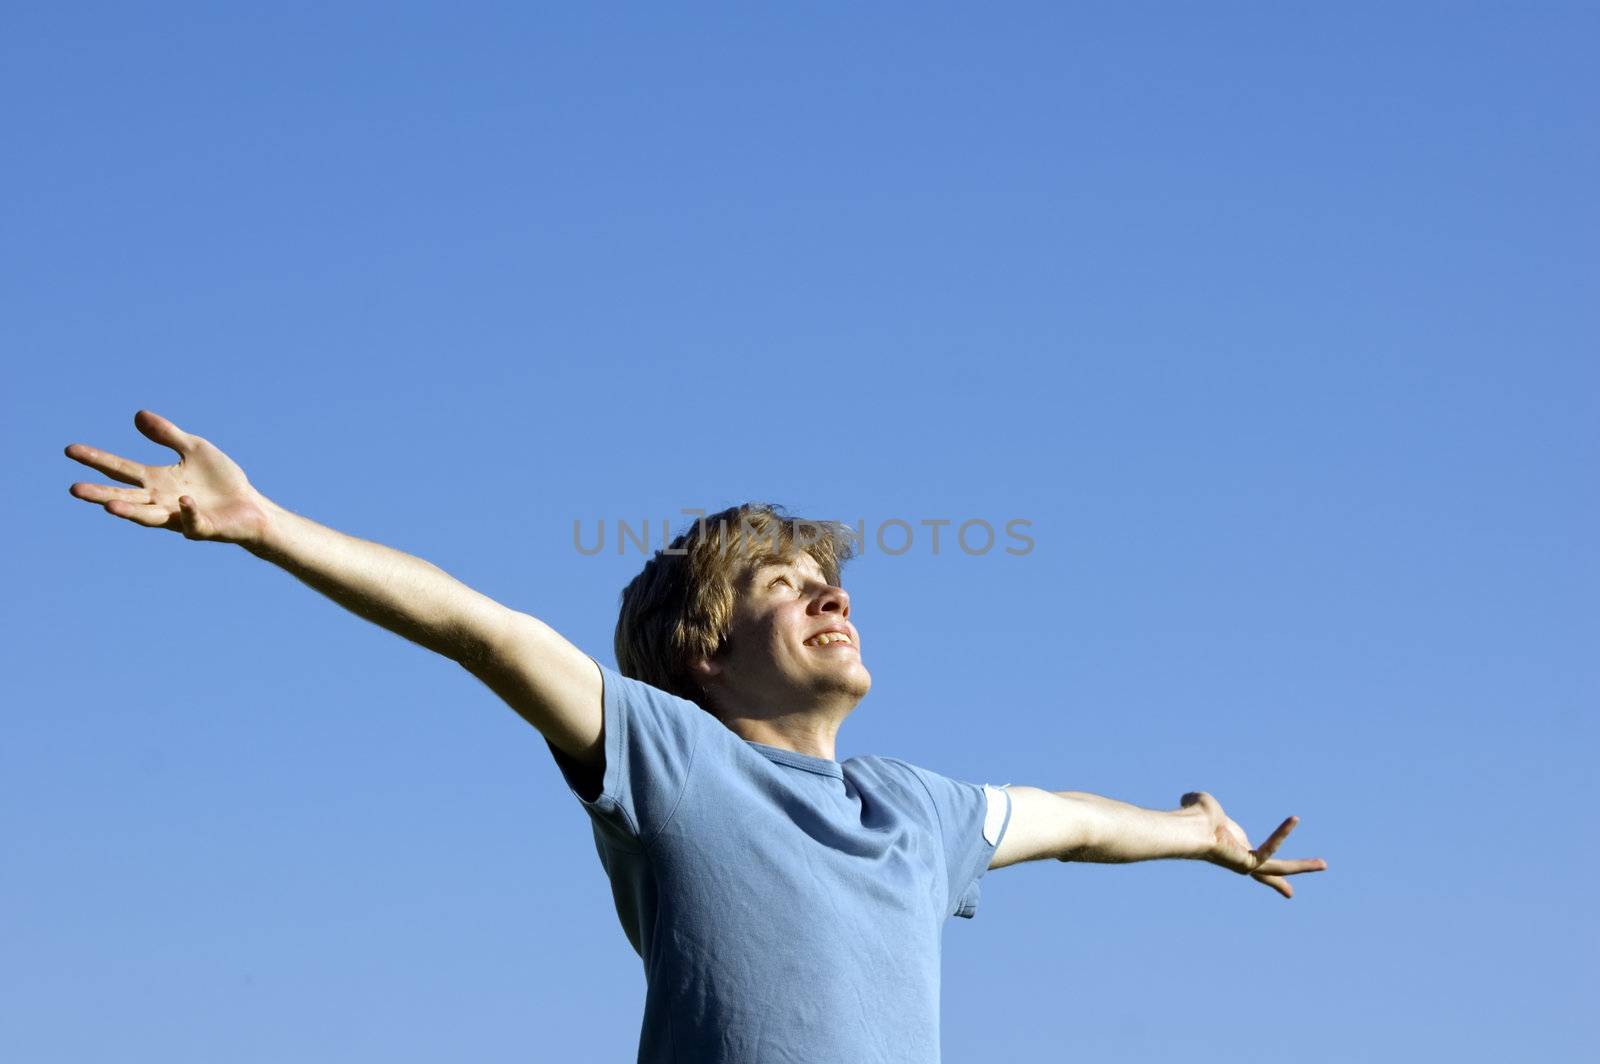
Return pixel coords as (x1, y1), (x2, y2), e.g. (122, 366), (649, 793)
(593, 661), (690, 712)
(855, 755), (995, 827)
(595, 662), (724, 737)
(585, 660), (734, 782)
(844, 754), (940, 807)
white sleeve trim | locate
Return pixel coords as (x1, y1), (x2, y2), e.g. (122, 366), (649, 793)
(982, 783), (1011, 846)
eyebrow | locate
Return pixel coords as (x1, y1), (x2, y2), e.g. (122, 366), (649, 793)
(752, 559), (822, 585)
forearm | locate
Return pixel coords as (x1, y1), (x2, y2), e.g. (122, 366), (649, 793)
(242, 495), (511, 665)
(1053, 791), (1210, 864)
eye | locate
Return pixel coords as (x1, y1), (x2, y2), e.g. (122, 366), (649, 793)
(768, 575), (793, 590)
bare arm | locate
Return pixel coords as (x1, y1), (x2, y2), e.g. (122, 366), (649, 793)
(244, 502), (605, 770)
(242, 500), (511, 665)
(990, 786), (1327, 898)
(64, 410), (604, 773)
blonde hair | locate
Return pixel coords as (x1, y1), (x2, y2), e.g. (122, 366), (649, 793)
(615, 503), (858, 710)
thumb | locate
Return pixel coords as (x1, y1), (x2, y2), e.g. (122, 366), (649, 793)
(135, 409), (195, 455)
(178, 495), (209, 539)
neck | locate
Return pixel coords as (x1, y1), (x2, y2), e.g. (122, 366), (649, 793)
(720, 711), (843, 761)
(701, 679), (864, 762)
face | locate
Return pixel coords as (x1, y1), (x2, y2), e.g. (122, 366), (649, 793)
(696, 550), (871, 717)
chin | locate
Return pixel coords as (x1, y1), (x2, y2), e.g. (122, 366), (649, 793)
(853, 662), (872, 692)
(824, 662), (872, 699)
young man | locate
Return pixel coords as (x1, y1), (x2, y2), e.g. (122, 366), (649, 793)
(66, 410), (1327, 1063)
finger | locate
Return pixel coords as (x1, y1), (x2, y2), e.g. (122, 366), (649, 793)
(1213, 850), (1256, 875)
(1252, 816), (1299, 861)
(104, 500), (173, 528)
(178, 495), (210, 539)
(1255, 858), (1328, 876)
(1252, 872), (1293, 899)
(69, 483), (154, 505)
(133, 409), (196, 456)
(63, 444), (148, 487)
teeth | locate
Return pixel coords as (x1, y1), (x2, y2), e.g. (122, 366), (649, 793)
(808, 632), (851, 646)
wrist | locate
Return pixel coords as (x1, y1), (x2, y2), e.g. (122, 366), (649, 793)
(1173, 804), (1216, 861)
(240, 491), (291, 555)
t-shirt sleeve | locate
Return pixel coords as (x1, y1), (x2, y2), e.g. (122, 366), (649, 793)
(545, 659), (708, 848)
(906, 765), (1014, 919)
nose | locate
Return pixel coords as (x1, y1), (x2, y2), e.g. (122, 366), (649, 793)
(811, 584), (851, 618)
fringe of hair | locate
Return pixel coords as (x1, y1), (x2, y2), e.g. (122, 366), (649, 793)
(614, 503), (858, 711)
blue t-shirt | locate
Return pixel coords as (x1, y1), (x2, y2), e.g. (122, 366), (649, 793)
(546, 661), (1013, 1064)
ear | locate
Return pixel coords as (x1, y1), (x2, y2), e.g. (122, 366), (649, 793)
(691, 656), (724, 682)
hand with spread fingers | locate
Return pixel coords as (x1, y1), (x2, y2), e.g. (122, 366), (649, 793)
(1181, 791), (1328, 899)
(65, 410), (277, 546)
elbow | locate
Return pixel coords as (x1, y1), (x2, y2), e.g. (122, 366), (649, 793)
(452, 603), (520, 672)
(1049, 792), (1112, 862)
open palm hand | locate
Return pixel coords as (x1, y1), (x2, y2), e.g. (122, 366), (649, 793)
(66, 410), (274, 545)
(1181, 791), (1328, 899)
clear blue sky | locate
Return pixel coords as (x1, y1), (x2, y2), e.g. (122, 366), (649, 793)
(6, 4), (1596, 1060)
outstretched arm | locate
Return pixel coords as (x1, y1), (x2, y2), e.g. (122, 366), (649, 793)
(989, 786), (1327, 898)
(64, 410), (605, 774)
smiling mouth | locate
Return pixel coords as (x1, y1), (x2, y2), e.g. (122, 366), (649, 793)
(803, 632), (854, 648)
